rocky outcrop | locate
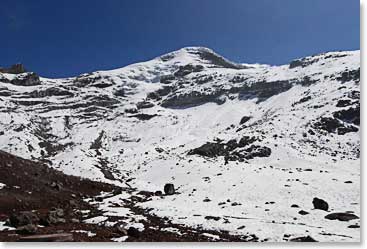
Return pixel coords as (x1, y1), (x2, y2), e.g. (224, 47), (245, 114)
(6, 72), (41, 86)
(188, 136), (271, 163)
(161, 90), (225, 108)
(0, 64), (26, 74)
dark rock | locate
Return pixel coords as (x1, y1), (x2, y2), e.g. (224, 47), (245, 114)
(9, 211), (39, 227)
(136, 101), (154, 109)
(161, 89), (224, 108)
(9, 72), (41, 86)
(336, 68), (360, 83)
(291, 204), (300, 208)
(188, 142), (225, 158)
(348, 224), (360, 228)
(174, 64), (204, 77)
(239, 116), (251, 125)
(292, 96), (312, 106)
(41, 208), (65, 226)
(114, 88), (125, 97)
(204, 216), (221, 221)
(28, 87), (74, 98)
(131, 113), (158, 121)
(16, 224), (37, 235)
(112, 187), (123, 195)
(289, 235), (317, 242)
(125, 107), (138, 114)
(0, 64), (26, 74)
(298, 210), (309, 215)
(336, 99), (352, 107)
(154, 190), (163, 196)
(127, 227), (140, 237)
(312, 197), (329, 211)
(313, 116), (358, 135)
(155, 147), (164, 153)
(146, 91), (161, 100)
(164, 183), (175, 195)
(324, 212), (359, 221)
(238, 80), (293, 102)
(333, 106), (360, 126)
(160, 74), (175, 84)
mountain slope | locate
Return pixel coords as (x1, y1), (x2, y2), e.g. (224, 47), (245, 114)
(0, 47), (360, 242)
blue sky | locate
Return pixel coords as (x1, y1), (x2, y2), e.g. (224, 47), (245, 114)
(0, 0), (359, 78)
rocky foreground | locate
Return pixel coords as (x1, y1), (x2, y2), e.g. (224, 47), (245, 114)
(0, 150), (262, 242)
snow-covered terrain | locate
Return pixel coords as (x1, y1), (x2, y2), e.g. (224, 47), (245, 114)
(0, 47), (360, 242)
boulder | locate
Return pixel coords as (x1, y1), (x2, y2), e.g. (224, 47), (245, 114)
(16, 224), (37, 235)
(164, 183), (175, 195)
(41, 208), (65, 226)
(239, 116), (251, 125)
(9, 211), (39, 227)
(312, 197), (329, 211)
(127, 227), (140, 237)
(324, 212), (359, 222)
(289, 235), (317, 242)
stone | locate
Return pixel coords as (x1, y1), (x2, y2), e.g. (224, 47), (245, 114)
(289, 236), (317, 242)
(298, 210), (309, 215)
(324, 212), (359, 222)
(9, 211), (39, 227)
(41, 208), (65, 226)
(19, 233), (73, 242)
(16, 224), (37, 235)
(127, 227), (140, 237)
(164, 183), (175, 195)
(312, 197), (329, 211)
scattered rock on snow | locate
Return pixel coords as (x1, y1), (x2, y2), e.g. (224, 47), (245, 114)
(289, 235), (317, 242)
(164, 183), (175, 195)
(312, 197), (329, 211)
(324, 212), (359, 222)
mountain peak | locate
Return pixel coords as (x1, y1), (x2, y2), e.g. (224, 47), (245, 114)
(159, 46), (246, 69)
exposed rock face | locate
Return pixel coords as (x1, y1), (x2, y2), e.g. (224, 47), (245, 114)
(238, 80), (293, 102)
(333, 106), (360, 126)
(174, 64), (204, 77)
(0, 64), (26, 74)
(336, 68), (360, 83)
(161, 90), (225, 108)
(188, 136), (271, 163)
(28, 87), (74, 98)
(8, 72), (41, 86)
(313, 117), (358, 135)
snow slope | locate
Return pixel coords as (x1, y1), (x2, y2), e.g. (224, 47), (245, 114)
(0, 47), (360, 242)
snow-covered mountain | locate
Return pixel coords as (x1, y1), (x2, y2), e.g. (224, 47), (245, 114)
(0, 47), (360, 242)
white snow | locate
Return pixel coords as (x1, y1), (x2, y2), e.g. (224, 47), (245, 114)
(0, 47), (360, 242)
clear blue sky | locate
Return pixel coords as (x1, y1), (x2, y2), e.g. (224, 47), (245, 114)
(0, 0), (359, 78)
